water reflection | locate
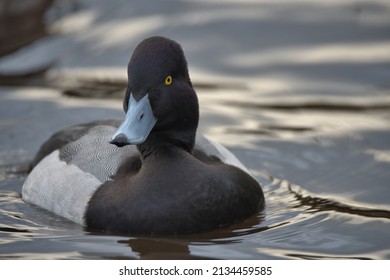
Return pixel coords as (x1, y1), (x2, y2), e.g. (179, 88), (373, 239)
(120, 238), (194, 260)
(290, 186), (390, 219)
(286, 253), (371, 260)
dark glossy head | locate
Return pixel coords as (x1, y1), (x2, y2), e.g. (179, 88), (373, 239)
(111, 36), (199, 154)
(125, 36), (192, 102)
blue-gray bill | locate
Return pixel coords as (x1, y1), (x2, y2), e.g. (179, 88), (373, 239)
(110, 94), (157, 147)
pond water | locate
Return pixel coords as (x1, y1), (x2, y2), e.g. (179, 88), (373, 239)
(0, 0), (390, 259)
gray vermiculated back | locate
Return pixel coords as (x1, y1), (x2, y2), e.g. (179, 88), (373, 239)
(59, 125), (139, 183)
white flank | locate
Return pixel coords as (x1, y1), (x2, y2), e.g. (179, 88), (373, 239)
(22, 150), (102, 225)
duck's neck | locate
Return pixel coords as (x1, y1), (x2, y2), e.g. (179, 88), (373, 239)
(137, 131), (195, 162)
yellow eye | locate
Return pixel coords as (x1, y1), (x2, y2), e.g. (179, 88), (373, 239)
(165, 75), (173, 86)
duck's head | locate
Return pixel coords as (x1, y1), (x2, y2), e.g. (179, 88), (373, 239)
(110, 36), (199, 153)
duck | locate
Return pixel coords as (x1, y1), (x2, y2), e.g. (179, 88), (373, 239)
(22, 36), (265, 235)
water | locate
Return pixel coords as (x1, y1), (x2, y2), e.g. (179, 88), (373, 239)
(0, 0), (390, 259)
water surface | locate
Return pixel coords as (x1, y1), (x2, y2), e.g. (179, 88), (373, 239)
(0, 0), (390, 259)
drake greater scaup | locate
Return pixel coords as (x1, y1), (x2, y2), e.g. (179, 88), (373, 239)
(22, 36), (265, 234)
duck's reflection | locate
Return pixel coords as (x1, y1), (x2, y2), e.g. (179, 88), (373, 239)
(121, 238), (196, 259)
(117, 211), (266, 259)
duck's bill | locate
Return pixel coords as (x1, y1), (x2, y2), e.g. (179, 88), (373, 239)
(110, 94), (157, 147)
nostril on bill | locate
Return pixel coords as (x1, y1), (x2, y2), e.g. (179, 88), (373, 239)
(110, 133), (129, 147)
